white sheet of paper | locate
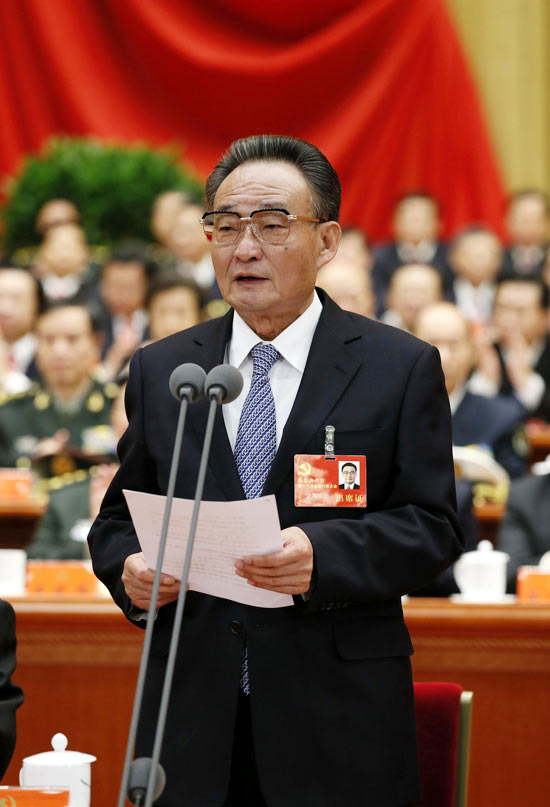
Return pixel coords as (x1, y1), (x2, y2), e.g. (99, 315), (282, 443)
(123, 489), (293, 608)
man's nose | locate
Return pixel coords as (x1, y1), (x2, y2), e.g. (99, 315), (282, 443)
(233, 221), (262, 260)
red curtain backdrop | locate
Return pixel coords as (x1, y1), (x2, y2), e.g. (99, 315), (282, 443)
(0, 0), (506, 241)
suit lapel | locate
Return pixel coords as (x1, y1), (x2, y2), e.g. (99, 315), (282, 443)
(186, 310), (245, 500)
(263, 294), (363, 495)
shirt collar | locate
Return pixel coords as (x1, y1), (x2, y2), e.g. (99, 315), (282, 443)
(228, 291), (323, 371)
(448, 383), (467, 414)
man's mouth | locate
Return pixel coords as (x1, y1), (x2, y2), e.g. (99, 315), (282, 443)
(235, 274), (265, 283)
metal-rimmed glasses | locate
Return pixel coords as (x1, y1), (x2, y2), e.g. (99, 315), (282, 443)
(200, 208), (325, 246)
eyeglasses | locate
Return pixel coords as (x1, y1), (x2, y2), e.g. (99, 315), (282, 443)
(200, 208), (325, 246)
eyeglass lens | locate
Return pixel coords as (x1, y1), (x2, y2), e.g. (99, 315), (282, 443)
(202, 211), (290, 244)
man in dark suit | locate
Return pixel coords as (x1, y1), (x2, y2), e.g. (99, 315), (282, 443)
(89, 135), (462, 807)
(470, 277), (550, 422)
(415, 302), (526, 479)
(498, 471), (550, 592)
(0, 599), (24, 780)
(338, 461), (360, 489)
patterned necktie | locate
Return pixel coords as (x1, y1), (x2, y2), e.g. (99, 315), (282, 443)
(234, 343), (280, 695)
(234, 343), (280, 499)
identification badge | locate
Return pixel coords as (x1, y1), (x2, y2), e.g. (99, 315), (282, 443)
(294, 454), (367, 507)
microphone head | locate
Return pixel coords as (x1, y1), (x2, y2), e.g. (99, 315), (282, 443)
(127, 757), (166, 803)
(169, 363), (206, 402)
(205, 364), (243, 404)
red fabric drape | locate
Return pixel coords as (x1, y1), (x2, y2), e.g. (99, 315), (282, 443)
(0, 0), (505, 240)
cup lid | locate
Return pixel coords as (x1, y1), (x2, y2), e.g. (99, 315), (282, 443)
(23, 733), (96, 766)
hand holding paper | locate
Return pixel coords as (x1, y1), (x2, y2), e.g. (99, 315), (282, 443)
(123, 490), (293, 608)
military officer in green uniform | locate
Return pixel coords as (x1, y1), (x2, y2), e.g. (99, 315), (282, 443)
(0, 301), (119, 478)
(27, 382), (128, 559)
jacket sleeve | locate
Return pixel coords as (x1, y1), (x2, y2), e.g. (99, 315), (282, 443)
(299, 344), (464, 610)
(0, 601), (24, 780)
(88, 349), (160, 618)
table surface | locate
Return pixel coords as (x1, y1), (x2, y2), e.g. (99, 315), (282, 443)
(4, 594), (550, 807)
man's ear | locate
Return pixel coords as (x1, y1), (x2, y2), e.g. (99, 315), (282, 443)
(317, 222), (341, 270)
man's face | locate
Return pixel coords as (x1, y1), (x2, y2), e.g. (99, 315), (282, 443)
(36, 307), (99, 390)
(507, 197), (549, 247)
(148, 287), (201, 341)
(317, 260), (374, 318)
(415, 306), (472, 395)
(394, 198), (439, 245)
(101, 262), (148, 317)
(388, 265), (442, 331)
(40, 224), (88, 276)
(0, 270), (38, 342)
(169, 206), (207, 263)
(210, 161), (338, 336)
(342, 465), (357, 485)
(451, 232), (502, 286)
(493, 282), (547, 344)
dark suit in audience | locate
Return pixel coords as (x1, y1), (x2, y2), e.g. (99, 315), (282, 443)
(0, 600), (24, 780)
(453, 391), (525, 478)
(373, 241), (453, 315)
(499, 246), (548, 281)
(498, 473), (550, 593)
(495, 334), (550, 422)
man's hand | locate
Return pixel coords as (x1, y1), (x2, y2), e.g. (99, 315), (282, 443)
(122, 552), (181, 610)
(235, 527), (313, 595)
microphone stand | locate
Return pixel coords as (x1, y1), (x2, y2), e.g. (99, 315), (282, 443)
(118, 376), (201, 807)
(141, 383), (225, 807)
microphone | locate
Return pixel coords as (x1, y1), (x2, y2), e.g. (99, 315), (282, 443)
(118, 363), (204, 807)
(169, 363), (206, 403)
(205, 363), (244, 404)
(141, 364), (243, 807)
(127, 758), (166, 807)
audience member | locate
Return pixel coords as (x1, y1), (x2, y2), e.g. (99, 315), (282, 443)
(168, 202), (220, 299)
(449, 226), (502, 324)
(500, 189), (550, 279)
(470, 277), (550, 421)
(382, 263), (442, 332)
(0, 599), (24, 780)
(337, 226), (372, 271)
(146, 273), (203, 341)
(0, 301), (117, 477)
(415, 302), (525, 478)
(497, 470), (550, 592)
(316, 258), (375, 318)
(97, 244), (153, 380)
(28, 383), (128, 559)
(150, 190), (190, 248)
(372, 192), (452, 312)
(33, 223), (99, 303)
(0, 266), (45, 380)
(35, 199), (80, 236)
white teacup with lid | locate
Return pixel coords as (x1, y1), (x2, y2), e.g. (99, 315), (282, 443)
(454, 540), (510, 601)
(19, 733), (96, 807)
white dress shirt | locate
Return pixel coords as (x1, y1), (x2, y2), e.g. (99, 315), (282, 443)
(223, 292), (323, 451)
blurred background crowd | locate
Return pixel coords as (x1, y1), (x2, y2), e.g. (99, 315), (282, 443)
(0, 184), (549, 594)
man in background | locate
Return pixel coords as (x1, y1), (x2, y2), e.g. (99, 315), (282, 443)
(471, 277), (550, 421)
(500, 190), (550, 279)
(0, 301), (117, 478)
(415, 301), (525, 478)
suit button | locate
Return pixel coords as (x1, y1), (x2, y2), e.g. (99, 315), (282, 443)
(229, 620), (243, 635)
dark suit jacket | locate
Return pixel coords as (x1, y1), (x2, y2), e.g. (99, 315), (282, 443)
(497, 473), (550, 592)
(338, 483), (360, 489)
(452, 391), (525, 479)
(0, 600), (24, 781)
(88, 291), (462, 807)
(495, 334), (550, 422)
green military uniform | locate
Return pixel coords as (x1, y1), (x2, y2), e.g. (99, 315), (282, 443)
(0, 379), (119, 478)
(27, 470), (92, 559)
